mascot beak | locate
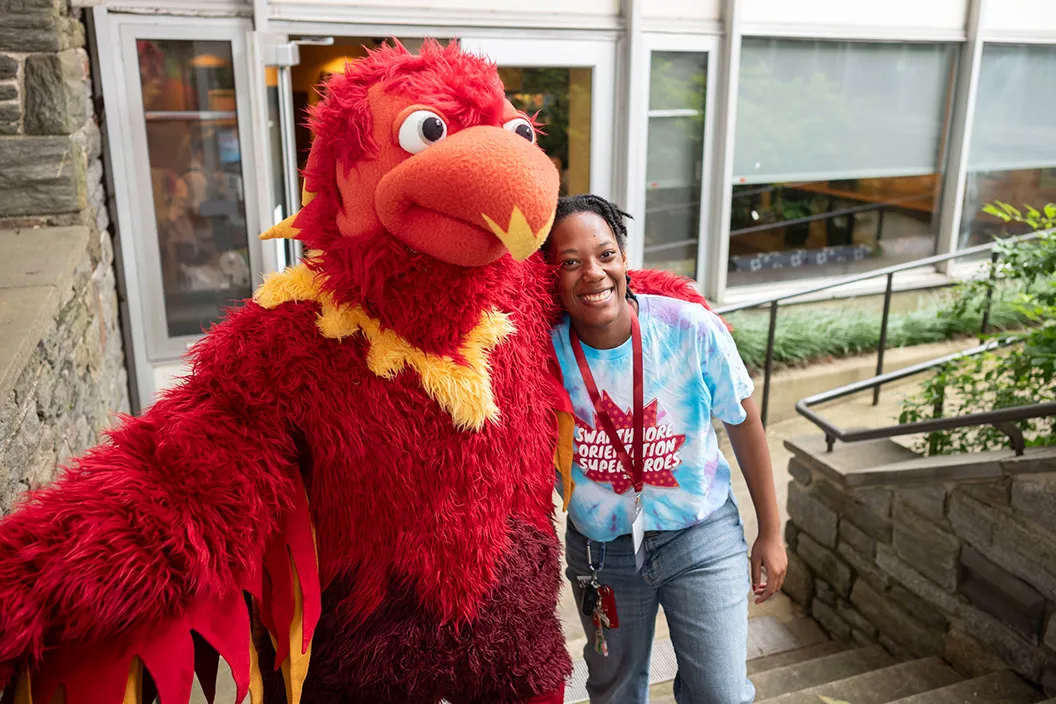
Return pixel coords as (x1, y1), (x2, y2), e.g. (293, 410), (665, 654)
(375, 125), (561, 267)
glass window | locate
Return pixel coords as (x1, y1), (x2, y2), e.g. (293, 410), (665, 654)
(960, 44), (1056, 248)
(499, 67), (593, 197)
(729, 39), (957, 287)
(265, 66), (289, 226)
(643, 52), (708, 279)
(137, 39), (252, 338)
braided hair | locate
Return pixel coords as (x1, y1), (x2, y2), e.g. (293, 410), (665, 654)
(543, 194), (637, 301)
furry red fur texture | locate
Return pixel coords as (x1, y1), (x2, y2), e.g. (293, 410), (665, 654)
(294, 40), (558, 355)
(257, 520), (568, 704)
(0, 259), (569, 697)
(283, 254), (559, 625)
(0, 302), (302, 670)
(0, 255), (570, 697)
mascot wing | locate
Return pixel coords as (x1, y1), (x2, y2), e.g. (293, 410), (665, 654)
(0, 304), (320, 704)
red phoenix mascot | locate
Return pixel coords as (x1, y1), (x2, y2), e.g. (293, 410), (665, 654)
(0, 40), (716, 704)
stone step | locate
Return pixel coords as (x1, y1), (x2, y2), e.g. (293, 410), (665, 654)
(781, 615), (830, 650)
(748, 640), (848, 676)
(752, 646), (894, 700)
(889, 671), (1043, 704)
(758, 656), (963, 704)
(648, 617), (834, 704)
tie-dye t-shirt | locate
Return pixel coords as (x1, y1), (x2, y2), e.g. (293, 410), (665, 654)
(551, 293), (754, 542)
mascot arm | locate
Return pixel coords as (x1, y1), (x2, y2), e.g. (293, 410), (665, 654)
(0, 305), (320, 704)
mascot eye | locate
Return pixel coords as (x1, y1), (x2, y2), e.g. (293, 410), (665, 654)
(503, 117), (536, 144)
(398, 110), (448, 154)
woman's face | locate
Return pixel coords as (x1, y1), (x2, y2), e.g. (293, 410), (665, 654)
(548, 211), (629, 331)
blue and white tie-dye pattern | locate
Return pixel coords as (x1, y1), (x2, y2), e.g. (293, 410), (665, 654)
(552, 294), (754, 542)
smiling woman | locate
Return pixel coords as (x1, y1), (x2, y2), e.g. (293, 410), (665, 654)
(545, 193), (786, 704)
(546, 195), (635, 350)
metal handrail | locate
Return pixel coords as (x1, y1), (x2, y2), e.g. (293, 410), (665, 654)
(716, 233), (1038, 315)
(717, 231), (1043, 426)
(795, 339), (1056, 456)
(730, 199), (890, 237)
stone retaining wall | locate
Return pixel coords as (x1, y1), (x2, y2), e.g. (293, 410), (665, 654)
(0, 0), (129, 514)
(783, 448), (1056, 693)
(1, 228), (130, 514)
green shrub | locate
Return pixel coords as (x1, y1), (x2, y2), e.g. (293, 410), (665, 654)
(898, 202), (1056, 455)
(728, 295), (1026, 373)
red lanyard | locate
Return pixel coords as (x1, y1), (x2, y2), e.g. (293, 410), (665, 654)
(569, 305), (644, 495)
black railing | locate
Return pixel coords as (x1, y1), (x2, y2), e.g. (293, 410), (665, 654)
(795, 339), (1056, 456)
(642, 190), (927, 258)
(715, 232), (1042, 427)
(644, 197), (895, 258)
(729, 199), (891, 239)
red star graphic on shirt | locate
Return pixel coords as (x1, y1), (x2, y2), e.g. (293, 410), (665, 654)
(573, 391), (686, 494)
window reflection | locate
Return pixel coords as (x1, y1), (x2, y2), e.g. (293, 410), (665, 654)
(137, 39), (251, 338)
(960, 44), (1056, 247)
(499, 67), (593, 197)
(729, 40), (956, 287)
(644, 52), (708, 280)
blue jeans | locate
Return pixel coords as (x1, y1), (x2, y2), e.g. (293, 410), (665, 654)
(565, 495), (755, 704)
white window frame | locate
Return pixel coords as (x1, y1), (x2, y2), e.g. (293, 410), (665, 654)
(627, 33), (722, 290)
(94, 10), (268, 403)
(458, 32), (620, 205)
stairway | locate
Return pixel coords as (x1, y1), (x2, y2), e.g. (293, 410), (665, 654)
(606, 597), (1049, 704)
(647, 641), (1050, 704)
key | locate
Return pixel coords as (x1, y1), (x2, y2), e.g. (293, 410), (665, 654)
(581, 581), (598, 617)
(592, 604), (610, 657)
(592, 600), (610, 649)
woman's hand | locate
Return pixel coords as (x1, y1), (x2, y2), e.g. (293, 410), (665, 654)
(750, 532), (788, 604)
(724, 397), (787, 605)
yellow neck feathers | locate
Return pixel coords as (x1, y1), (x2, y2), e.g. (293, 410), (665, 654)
(253, 264), (514, 431)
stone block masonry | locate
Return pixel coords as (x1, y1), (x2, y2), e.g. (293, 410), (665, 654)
(0, 0), (129, 514)
(0, 228), (130, 513)
(782, 437), (1056, 693)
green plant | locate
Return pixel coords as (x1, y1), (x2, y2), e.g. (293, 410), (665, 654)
(502, 68), (571, 180)
(898, 202), (1056, 454)
(727, 295), (1027, 373)
(778, 195), (813, 222)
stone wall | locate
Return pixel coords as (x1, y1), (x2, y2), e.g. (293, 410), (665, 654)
(0, 0), (129, 514)
(783, 443), (1056, 693)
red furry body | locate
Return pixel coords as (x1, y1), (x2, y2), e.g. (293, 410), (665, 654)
(0, 252), (570, 702)
(243, 248), (570, 701)
(257, 521), (566, 703)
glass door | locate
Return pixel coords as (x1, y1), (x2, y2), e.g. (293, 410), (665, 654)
(262, 36), (307, 268)
(458, 35), (618, 200)
(119, 20), (265, 362)
(634, 34), (720, 286)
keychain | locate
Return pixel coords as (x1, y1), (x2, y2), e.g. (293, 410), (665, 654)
(579, 540), (620, 656)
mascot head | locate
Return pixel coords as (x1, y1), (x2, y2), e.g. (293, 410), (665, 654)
(272, 40), (559, 287)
